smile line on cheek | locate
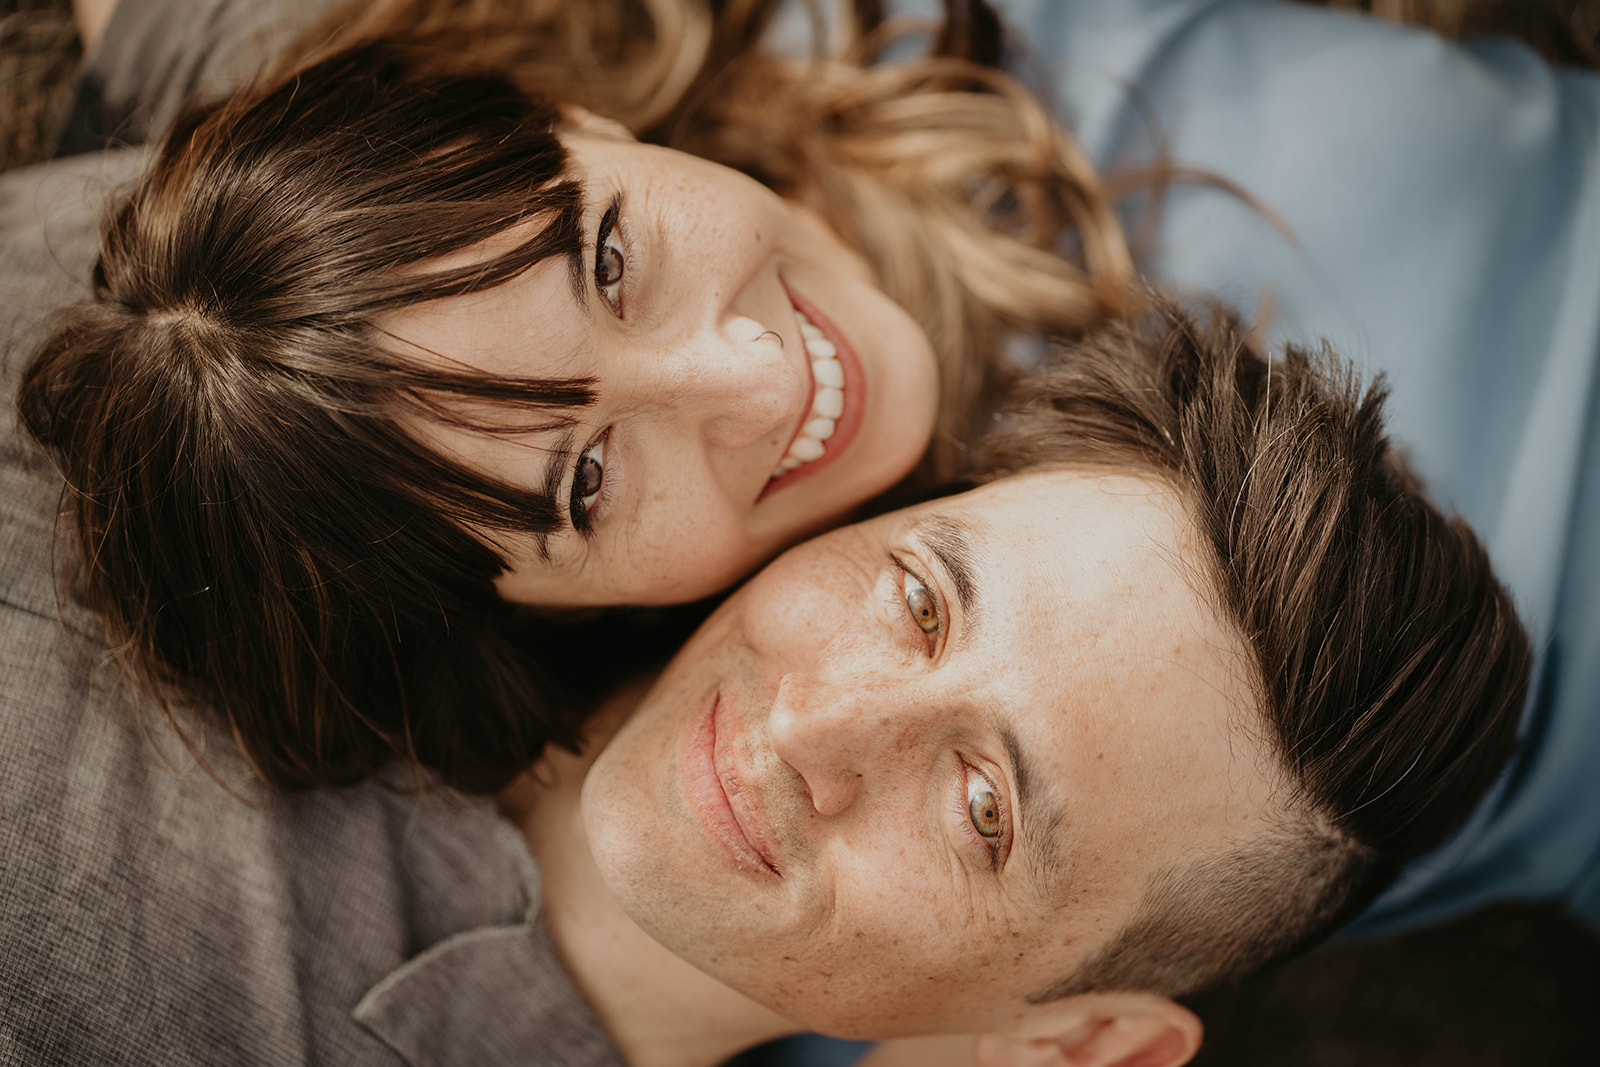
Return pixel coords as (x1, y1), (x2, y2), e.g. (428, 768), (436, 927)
(758, 283), (867, 501)
(771, 308), (838, 474)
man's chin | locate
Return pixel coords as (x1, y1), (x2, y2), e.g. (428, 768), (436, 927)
(579, 733), (687, 913)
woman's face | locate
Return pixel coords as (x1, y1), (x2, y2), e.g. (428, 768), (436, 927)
(384, 119), (940, 607)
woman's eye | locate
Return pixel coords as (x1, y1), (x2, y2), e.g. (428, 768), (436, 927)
(571, 434), (607, 528)
(903, 571), (940, 635)
(595, 207), (625, 312)
(967, 773), (1003, 843)
(576, 438), (605, 508)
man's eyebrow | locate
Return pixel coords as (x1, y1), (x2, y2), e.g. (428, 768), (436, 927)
(1000, 722), (1070, 897)
(918, 514), (982, 639)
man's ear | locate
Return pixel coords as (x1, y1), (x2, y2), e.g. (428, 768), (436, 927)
(974, 993), (1202, 1067)
(559, 105), (636, 142)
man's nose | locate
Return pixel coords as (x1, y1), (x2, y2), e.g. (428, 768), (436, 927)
(767, 670), (927, 817)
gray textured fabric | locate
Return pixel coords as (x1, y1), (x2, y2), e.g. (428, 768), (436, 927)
(0, 152), (623, 1067)
(354, 924), (630, 1067)
(60, 0), (336, 153)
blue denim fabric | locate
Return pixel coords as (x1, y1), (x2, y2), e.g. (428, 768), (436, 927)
(994, 0), (1600, 936)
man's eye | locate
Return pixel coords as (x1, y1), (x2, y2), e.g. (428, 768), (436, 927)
(966, 771), (1003, 842)
(903, 571), (940, 635)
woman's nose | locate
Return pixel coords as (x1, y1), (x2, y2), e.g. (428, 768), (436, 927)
(689, 315), (797, 449)
(618, 314), (796, 452)
(767, 670), (925, 817)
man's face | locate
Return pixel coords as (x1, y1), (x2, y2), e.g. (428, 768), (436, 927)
(581, 469), (1282, 1037)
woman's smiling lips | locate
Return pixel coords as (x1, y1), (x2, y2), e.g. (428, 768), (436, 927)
(758, 283), (868, 502)
(681, 690), (781, 875)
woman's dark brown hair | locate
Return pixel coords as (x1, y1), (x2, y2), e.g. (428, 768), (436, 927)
(21, 44), (611, 790)
(18, 1), (1137, 791)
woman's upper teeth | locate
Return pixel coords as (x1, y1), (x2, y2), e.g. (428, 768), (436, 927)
(774, 310), (845, 476)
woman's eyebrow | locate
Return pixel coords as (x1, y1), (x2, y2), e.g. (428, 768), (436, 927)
(565, 189), (622, 314)
(529, 432), (576, 561)
(566, 196), (592, 312)
(567, 251), (589, 311)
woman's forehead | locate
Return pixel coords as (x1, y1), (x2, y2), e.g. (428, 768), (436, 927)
(381, 252), (595, 379)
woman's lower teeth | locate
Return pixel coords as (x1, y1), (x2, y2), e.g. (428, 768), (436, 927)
(774, 314), (844, 476)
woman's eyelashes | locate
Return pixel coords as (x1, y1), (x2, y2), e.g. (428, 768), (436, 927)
(899, 564), (944, 655)
(568, 430), (610, 535)
(962, 763), (1008, 868)
(594, 197), (627, 314)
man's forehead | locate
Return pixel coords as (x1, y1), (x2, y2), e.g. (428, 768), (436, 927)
(912, 470), (1198, 625)
(913, 470), (1281, 911)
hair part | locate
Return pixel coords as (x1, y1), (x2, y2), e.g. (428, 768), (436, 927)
(974, 299), (1530, 998)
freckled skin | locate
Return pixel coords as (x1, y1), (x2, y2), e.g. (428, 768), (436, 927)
(582, 470), (1290, 1036)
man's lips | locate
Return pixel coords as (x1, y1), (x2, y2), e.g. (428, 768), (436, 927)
(681, 692), (780, 875)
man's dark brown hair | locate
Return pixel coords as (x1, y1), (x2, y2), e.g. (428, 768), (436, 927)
(971, 301), (1531, 998)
